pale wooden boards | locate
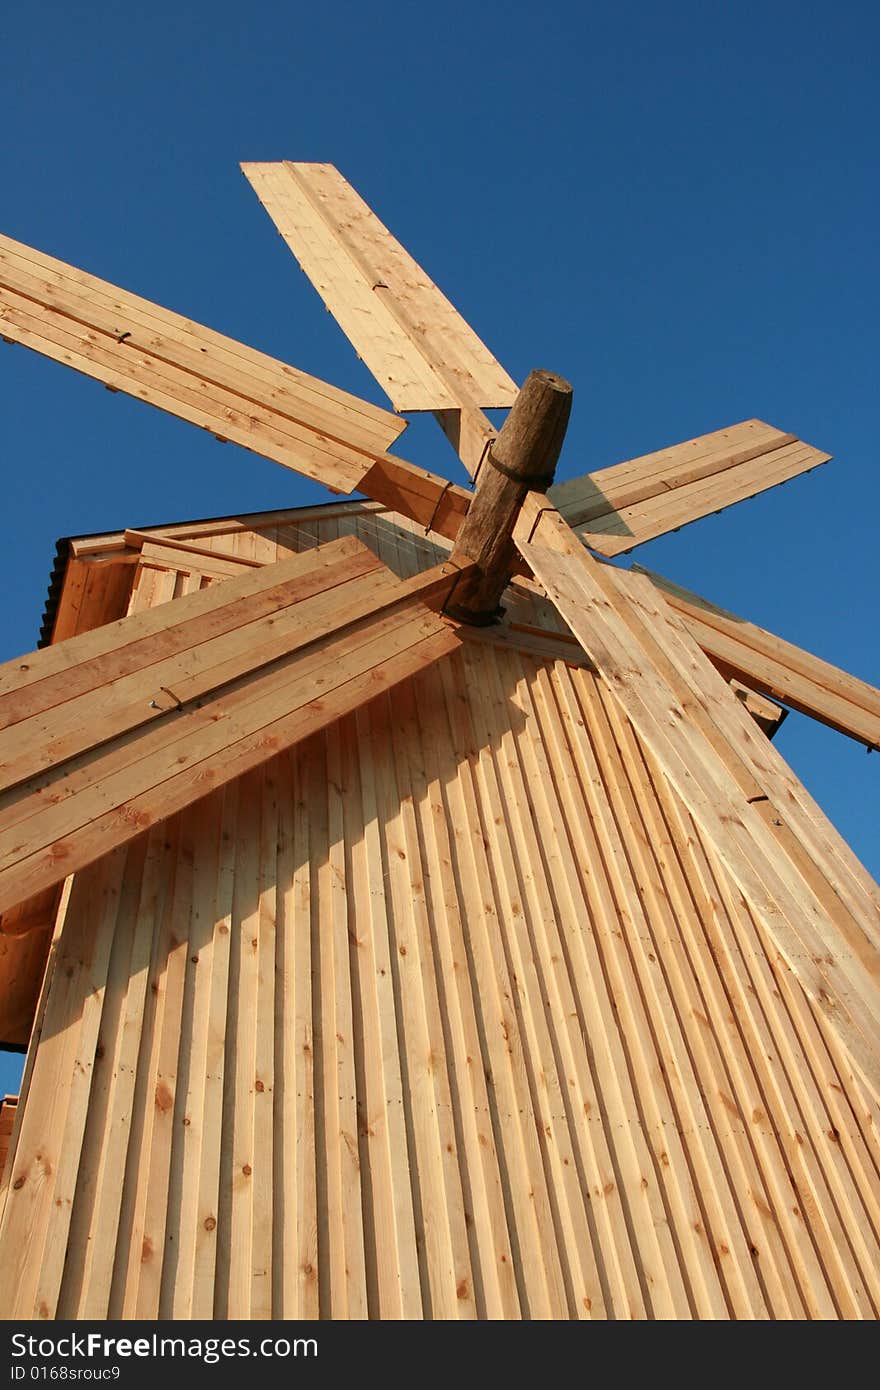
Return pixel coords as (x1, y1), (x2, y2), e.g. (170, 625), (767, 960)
(242, 161), (518, 415)
(637, 567), (880, 749)
(0, 230), (406, 494)
(518, 519), (880, 1094)
(0, 537), (466, 916)
(5, 648), (880, 1319)
(550, 419), (831, 555)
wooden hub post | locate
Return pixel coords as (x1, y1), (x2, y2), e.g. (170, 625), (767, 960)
(447, 369), (572, 623)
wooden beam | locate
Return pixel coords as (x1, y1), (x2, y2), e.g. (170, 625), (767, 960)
(435, 404), (500, 479)
(515, 496), (880, 1093)
(358, 453), (471, 542)
(549, 420), (831, 556)
(636, 567), (880, 749)
(0, 539), (472, 917)
(242, 162), (518, 416)
(0, 231), (408, 495)
(241, 161), (516, 479)
(447, 370), (572, 622)
(123, 530), (265, 569)
(729, 680), (787, 739)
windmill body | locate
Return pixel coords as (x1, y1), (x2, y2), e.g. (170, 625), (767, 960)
(0, 165), (877, 1320)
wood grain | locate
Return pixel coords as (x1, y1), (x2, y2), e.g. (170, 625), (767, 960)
(550, 419), (831, 555)
(242, 161), (517, 414)
(0, 230), (406, 494)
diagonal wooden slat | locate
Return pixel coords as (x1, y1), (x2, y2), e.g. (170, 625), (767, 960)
(242, 161), (518, 416)
(516, 508), (880, 1093)
(549, 419), (831, 555)
(635, 566), (880, 749)
(0, 538), (470, 916)
(0, 230), (407, 494)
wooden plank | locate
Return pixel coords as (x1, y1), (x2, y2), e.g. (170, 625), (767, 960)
(549, 420), (831, 555)
(0, 852), (126, 1318)
(358, 453), (472, 540)
(165, 790), (226, 1319)
(436, 652), (569, 1317)
(517, 520), (880, 1094)
(273, 749), (318, 1317)
(224, 768), (262, 1318)
(69, 501), (386, 559)
(348, 707), (423, 1317)
(406, 670), (521, 1317)
(67, 476), (473, 557)
(644, 761), (880, 1316)
(242, 162), (518, 414)
(124, 530), (265, 569)
(537, 659), (736, 1315)
(728, 680), (787, 738)
(138, 548), (249, 582)
(0, 231), (407, 494)
(191, 783), (237, 1317)
(0, 558), (468, 801)
(0, 546), (386, 780)
(379, 689), (476, 1317)
(0, 615), (461, 914)
(469, 646), (625, 1316)
(0, 548), (468, 917)
(134, 539), (262, 579)
(553, 420), (790, 519)
(590, 681), (828, 1315)
(0, 879), (71, 1228)
(644, 606), (880, 956)
(55, 835), (150, 1318)
(636, 567), (880, 749)
(0, 537), (373, 708)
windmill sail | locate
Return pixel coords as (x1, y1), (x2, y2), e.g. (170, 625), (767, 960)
(0, 231), (405, 494)
(242, 161), (518, 416)
(550, 419), (830, 554)
(2, 156), (880, 1324)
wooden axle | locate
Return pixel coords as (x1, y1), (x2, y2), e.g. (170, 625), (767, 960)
(447, 369), (573, 623)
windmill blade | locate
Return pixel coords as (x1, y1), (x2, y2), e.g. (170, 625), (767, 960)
(635, 566), (880, 749)
(0, 537), (471, 917)
(0, 230), (407, 495)
(514, 503), (880, 1093)
(242, 161), (517, 467)
(550, 419), (830, 556)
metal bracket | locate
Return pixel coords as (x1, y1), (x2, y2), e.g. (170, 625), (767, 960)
(424, 479), (453, 535)
(471, 433), (497, 488)
(149, 685), (184, 712)
(439, 562), (468, 617)
(523, 503), (556, 545)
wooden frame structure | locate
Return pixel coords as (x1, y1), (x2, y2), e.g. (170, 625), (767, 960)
(0, 163), (878, 1320)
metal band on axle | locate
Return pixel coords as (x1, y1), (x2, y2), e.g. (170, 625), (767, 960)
(487, 449), (556, 492)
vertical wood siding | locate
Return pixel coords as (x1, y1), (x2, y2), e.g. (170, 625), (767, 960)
(1, 510), (877, 1319)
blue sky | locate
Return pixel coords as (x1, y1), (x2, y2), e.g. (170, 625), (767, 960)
(1, 2), (877, 1090)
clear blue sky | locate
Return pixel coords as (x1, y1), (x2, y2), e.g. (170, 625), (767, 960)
(1, 2), (877, 1093)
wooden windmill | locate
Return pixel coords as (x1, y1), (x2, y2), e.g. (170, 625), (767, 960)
(0, 162), (878, 1321)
